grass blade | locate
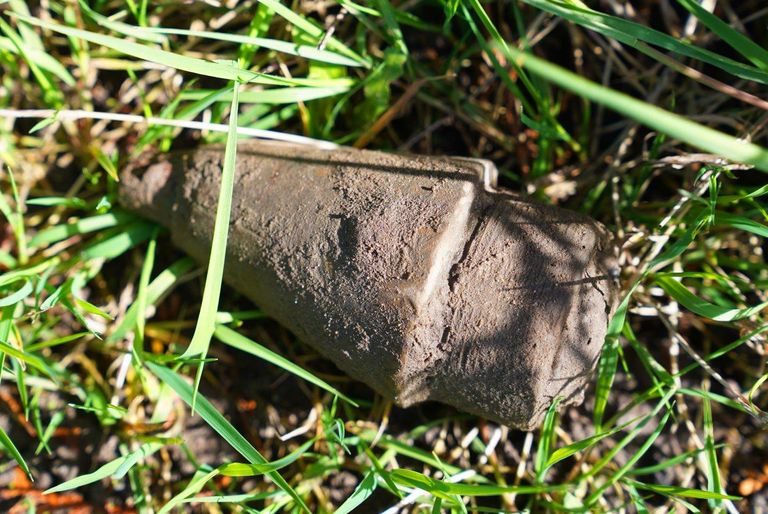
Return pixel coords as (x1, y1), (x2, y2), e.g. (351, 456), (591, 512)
(484, 40), (768, 171)
(655, 274), (768, 321)
(158, 468), (219, 514)
(0, 278), (32, 307)
(180, 86), (349, 104)
(77, 0), (167, 44)
(522, 0), (768, 84)
(335, 471), (377, 514)
(218, 439), (314, 476)
(582, 386), (676, 481)
(14, 15), (350, 87)
(256, 0), (369, 66)
(138, 27), (365, 67)
(0, 424), (32, 480)
(79, 221), (156, 261)
(715, 212), (768, 238)
(355, 430), (463, 475)
(181, 81), (240, 408)
(132, 227), (159, 358)
(675, 0), (768, 71)
(390, 468), (566, 496)
(593, 335), (620, 430)
(586, 411), (670, 505)
(213, 324), (357, 406)
(535, 396), (561, 482)
(182, 491), (284, 505)
(108, 257), (195, 343)
(45, 442), (164, 493)
(545, 417), (637, 471)
(628, 446), (714, 476)
(29, 211), (135, 248)
(702, 397), (724, 508)
(0, 36), (75, 86)
(627, 480), (740, 501)
(146, 362), (310, 513)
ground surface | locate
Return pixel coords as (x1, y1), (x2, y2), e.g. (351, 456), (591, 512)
(1, 1), (768, 513)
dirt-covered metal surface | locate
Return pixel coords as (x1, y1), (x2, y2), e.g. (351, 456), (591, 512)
(120, 141), (619, 429)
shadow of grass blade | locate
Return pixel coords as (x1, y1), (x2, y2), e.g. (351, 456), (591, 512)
(146, 362), (310, 513)
(181, 81), (240, 409)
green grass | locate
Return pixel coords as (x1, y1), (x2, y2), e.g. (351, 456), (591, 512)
(1, 0), (767, 512)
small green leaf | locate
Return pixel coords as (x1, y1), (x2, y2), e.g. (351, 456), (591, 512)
(28, 115), (58, 133)
(74, 297), (113, 320)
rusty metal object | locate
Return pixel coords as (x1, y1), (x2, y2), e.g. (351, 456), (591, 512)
(120, 141), (619, 429)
